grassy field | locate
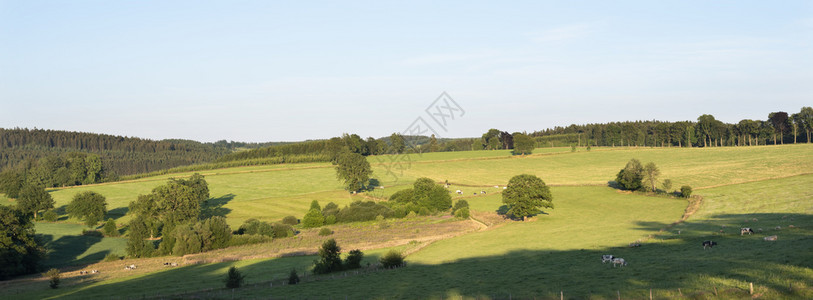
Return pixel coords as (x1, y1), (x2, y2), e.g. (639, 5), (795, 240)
(2, 144), (812, 298)
(33, 223), (127, 268)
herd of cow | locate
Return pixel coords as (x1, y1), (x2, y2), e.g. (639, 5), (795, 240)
(603, 226), (784, 268)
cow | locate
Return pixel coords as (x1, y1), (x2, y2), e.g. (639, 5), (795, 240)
(480, 190), (486, 194)
(91, 270), (99, 274)
(611, 258), (627, 267)
(740, 228), (754, 235)
(456, 190), (462, 195)
(79, 270), (87, 275)
(601, 255), (615, 263)
(125, 264), (137, 270)
(629, 242), (641, 248)
(702, 241), (717, 249)
(764, 235), (778, 241)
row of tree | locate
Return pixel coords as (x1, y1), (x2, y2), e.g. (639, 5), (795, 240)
(0, 152), (105, 192)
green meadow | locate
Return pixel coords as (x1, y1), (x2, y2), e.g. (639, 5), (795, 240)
(2, 144), (812, 299)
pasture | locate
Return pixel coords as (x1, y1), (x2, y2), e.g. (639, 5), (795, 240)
(2, 144), (812, 298)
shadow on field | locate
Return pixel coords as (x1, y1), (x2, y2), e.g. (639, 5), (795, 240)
(106, 207), (129, 220)
(37, 234), (109, 268)
(39, 213), (813, 299)
(201, 194), (235, 219)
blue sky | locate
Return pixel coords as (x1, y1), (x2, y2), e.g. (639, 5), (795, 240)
(1, 1), (811, 142)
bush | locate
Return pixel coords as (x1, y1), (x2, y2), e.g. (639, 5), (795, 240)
(224, 266), (245, 289)
(44, 268), (60, 289)
(229, 234), (273, 247)
(42, 210), (58, 222)
(102, 218), (119, 237)
(281, 215), (298, 225)
(380, 250), (404, 268)
(335, 201), (392, 223)
(271, 223), (295, 238)
(197, 216), (232, 251)
(454, 207), (470, 219)
(313, 239), (342, 274)
(239, 219), (274, 236)
(587, 146), (592, 151)
(318, 227), (333, 236)
(680, 185), (693, 198)
(344, 249), (364, 270)
(418, 207), (430, 216)
(324, 215), (337, 225)
(571, 145), (576, 152)
(451, 200), (469, 215)
(615, 159), (644, 191)
(81, 229), (103, 237)
(389, 189), (414, 203)
(103, 253), (121, 262)
(321, 202), (340, 217)
(302, 208), (325, 228)
(288, 268), (300, 285)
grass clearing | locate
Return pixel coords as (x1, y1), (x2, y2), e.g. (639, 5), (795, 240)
(34, 223), (127, 268)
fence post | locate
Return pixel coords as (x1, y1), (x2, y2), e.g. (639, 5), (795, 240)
(678, 288), (682, 296)
(560, 290), (563, 300)
(713, 286), (718, 296)
(617, 290), (620, 300)
(750, 282), (754, 295)
(649, 289), (652, 300)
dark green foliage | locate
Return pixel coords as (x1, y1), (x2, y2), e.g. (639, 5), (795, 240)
(318, 227), (333, 236)
(16, 184), (54, 219)
(42, 210), (58, 222)
(271, 223), (295, 238)
(102, 218), (119, 237)
(67, 191), (107, 227)
(197, 216), (232, 251)
(238, 219), (274, 236)
(389, 189), (414, 203)
(0, 169), (25, 198)
(163, 217), (232, 256)
(224, 266), (245, 289)
(451, 200), (469, 215)
(335, 201), (392, 223)
(389, 133), (406, 154)
(324, 215), (336, 225)
(171, 225), (202, 256)
(345, 249), (364, 270)
(44, 268), (60, 289)
(681, 185), (693, 198)
(288, 268), (300, 285)
(103, 253), (121, 262)
(128, 174), (209, 237)
(615, 159), (644, 191)
(281, 215), (298, 225)
(302, 208), (325, 228)
(454, 207), (470, 219)
(380, 250), (404, 268)
(389, 178), (451, 214)
(81, 229), (103, 237)
(0, 206), (44, 279)
(642, 162), (661, 192)
(502, 174), (553, 221)
(309, 200), (321, 211)
(321, 202), (339, 217)
(334, 151), (372, 192)
(125, 216), (154, 258)
(512, 133), (534, 155)
(313, 239), (343, 274)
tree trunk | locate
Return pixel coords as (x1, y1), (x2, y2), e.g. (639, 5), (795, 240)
(807, 129), (811, 143)
(773, 134), (777, 145)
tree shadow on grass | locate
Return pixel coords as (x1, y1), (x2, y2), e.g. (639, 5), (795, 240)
(38, 234), (106, 268)
(27, 213), (813, 300)
(496, 205), (549, 220)
(106, 207), (129, 220)
(201, 194), (235, 219)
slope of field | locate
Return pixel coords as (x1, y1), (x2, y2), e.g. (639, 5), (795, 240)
(34, 223), (127, 268)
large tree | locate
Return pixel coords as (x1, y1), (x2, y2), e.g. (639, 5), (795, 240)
(16, 184), (54, 219)
(795, 106), (813, 143)
(615, 158), (644, 191)
(0, 169), (26, 199)
(389, 133), (406, 154)
(501, 174), (553, 221)
(412, 177), (452, 212)
(642, 162), (661, 192)
(67, 191), (107, 227)
(335, 151), (372, 192)
(768, 112), (790, 144)
(0, 206), (45, 279)
(512, 133), (534, 155)
(313, 238), (343, 274)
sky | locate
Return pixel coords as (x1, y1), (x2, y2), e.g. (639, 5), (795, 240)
(1, 1), (811, 142)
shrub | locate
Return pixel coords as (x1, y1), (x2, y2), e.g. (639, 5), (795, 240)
(380, 250), (404, 268)
(44, 268), (60, 289)
(321, 202), (340, 217)
(42, 210), (58, 222)
(224, 266), (245, 289)
(418, 207), (430, 216)
(680, 185), (693, 198)
(102, 218), (119, 237)
(318, 227), (333, 236)
(406, 211), (418, 218)
(615, 158), (644, 191)
(389, 189), (414, 203)
(288, 268), (300, 285)
(81, 229), (103, 237)
(197, 216), (232, 251)
(324, 215), (337, 225)
(454, 207), (470, 219)
(451, 200), (469, 215)
(587, 146), (592, 151)
(239, 219), (274, 236)
(271, 223), (295, 238)
(103, 253), (121, 262)
(313, 239), (342, 274)
(335, 201), (392, 223)
(309, 200), (321, 211)
(571, 145), (576, 152)
(302, 208), (325, 228)
(345, 249), (364, 270)
(281, 215), (298, 225)
(229, 234), (273, 247)
(171, 225), (202, 256)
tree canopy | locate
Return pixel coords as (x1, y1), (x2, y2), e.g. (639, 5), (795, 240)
(334, 151), (372, 192)
(67, 191), (107, 227)
(16, 184), (54, 219)
(502, 174), (553, 220)
(615, 159), (644, 191)
(0, 206), (45, 279)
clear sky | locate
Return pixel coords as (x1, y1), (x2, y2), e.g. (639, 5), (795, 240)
(1, 1), (811, 142)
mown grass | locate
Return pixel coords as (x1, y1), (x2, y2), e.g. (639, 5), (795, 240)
(34, 223), (127, 268)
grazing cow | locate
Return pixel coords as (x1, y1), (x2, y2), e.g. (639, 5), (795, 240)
(473, 192), (477, 195)
(764, 235), (778, 241)
(601, 255), (615, 263)
(775, 226), (781, 230)
(740, 228), (754, 235)
(456, 190), (462, 195)
(79, 270), (87, 275)
(125, 264), (137, 270)
(91, 270), (99, 274)
(702, 241), (717, 249)
(480, 190), (486, 194)
(611, 258), (627, 267)
(503, 187), (507, 189)
(171, 262), (179, 267)
(629, 242), (641, 247)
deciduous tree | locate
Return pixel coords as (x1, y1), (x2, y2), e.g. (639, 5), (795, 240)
(334, 151), (371, 192)
(501, 174), (553, 221)
(16, 184), (54, 219)
(0, 206), (44, 279)
(67, 191), (107, 227)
